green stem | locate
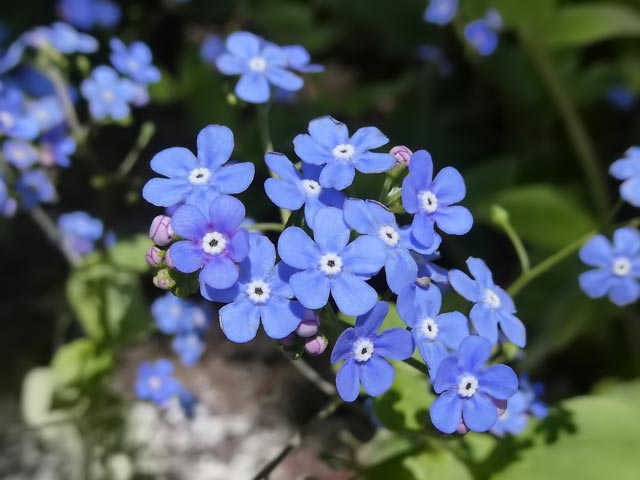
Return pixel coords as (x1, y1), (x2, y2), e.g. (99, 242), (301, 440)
(44, 66), (85, 142)
(250, 222), (284, 232)
(518, 30), (609, 220)
(257, 103), (274, 153)
(379, 175), (393, 203)
(29, 206), (79, 267)
(492, 206), (530, 273)
(116, 122), (155, 178)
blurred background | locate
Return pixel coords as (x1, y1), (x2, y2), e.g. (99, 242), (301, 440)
(1, 0), (640, 478)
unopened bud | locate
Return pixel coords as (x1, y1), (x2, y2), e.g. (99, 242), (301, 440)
(149, 215), (174, 246)
(390, 145), (413, 166)
(295, 310), (320, 338)
(304, 334), (328, 356)
(456, 421), (470, 435)
(145, 246), (165, 267)
(153, 268), (176, 290)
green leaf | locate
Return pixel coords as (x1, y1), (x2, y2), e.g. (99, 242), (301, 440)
(539, 3), (640, 48)
(108, 235), (152, 273)
(21, 368), (58, 426)
(485, 184), (595, 250)
(404, 448), (473, 480)
(51, 339), (113, 388)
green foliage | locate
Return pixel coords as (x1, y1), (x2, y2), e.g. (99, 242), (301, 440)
(51, 338), (113, 389)
(108, 234), (152, 274)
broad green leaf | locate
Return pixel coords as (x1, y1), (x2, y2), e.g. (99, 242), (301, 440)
(404, 448), (473, 480)
(21, 368), (58, 426)
(489, 0), (556, 31)
(108, 235), (152, 273)
(52, 339), (113, 388)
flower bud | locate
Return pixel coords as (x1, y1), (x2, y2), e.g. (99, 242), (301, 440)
(295, 310), (320, 338)
(456, 421), (470, 435)
(153, 268), (176, 290)
(304, 334), (328, 356)
(390, 145), (413, 167)
(165, 248), (175, 269)
(149, 215), (174, 246)
(145, 246), (165, 267)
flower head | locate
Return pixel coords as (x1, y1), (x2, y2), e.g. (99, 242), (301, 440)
(200, 34), (225, 66)
(430, 335), (518, 434)
(142, 125), (254, 208)
(28, 96), (64, 132)
(278, 207), (387, 316)
(491, 375), (548, 436)
(172, 333), (206, 367)
(27, 22), (98, 54)
(58, 211), (103, 256)
(464, 19), (498, 56)
(449, 257), (526, 347)
(15, 170), (56, 208)
(135, 359), (181, 406)
(293, 116), (396, 191)
(579, 227), (640, 306)
(110, 38), (161, 85)
(331, 302), (414, 402)
(0, 87), (39, 139)
(610, 147), (640, 207)
(281, 45), (324, 73)
(81, 66), (136, 120)
(3, 140), (38, 169)
(57, 0), (121, 30)
(152, 292), (210, 335)
(423, 0), (458, 25)
(397, 253), (449, 320)
(40, 125), (76, 167)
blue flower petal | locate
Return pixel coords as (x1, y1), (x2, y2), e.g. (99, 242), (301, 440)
(171, 204), (208, 240)
(331, 327), (357, 364)
(219, 299), (261, 343)
(579, 235), (612, 267)
(261, 297), (305, 339)
(466, 257), (494, 289)
(436, 312), (469, 349)
(265, 152), (302, 183)
(311, 207), (351, 253)
(354, 301), (387, 336)
(290, 269), (331, 309)
(433, 356), (458, 393)
(408, 150), (434, 186)
(449, 269), (482, 302)
(609, 277), (640, 306)
(417, 340), (448, 379)
(621, 178), (640, 206)
(209, 195), (246, 233)
(265, 66), (304, 91)
(578, 269), (610, 298)
(458, 335), (492, 372)
(210, 162), (254, 195)
(265, 178), (306, 210)
(336, 359), (360, 402)
(278, 227), (320, 269)
(196, 125), (234, 170)
(430, 390), (463, 434)
(478, 365), (518, 400)
(331, 272), (378, 316)
(319, 161), (356, 190)
(359, 357), (394, 397)
(497, 311), (526, 347)
(308, 116), (349, 149)
(200, 256), (239, 289)
(462, 393), (498, 432)
(433, 205), (473, 235)
(228, 229), (250, 263)
(226, 31), (261, 59)
(353, 151), (395, 174)
(293, 133), (334, 165)
(613, 227), (640, 257)
(411, 212), (436, 247)
(385, 249), (418, 294)
(235, 73), (271, 104)
(216, 53), (246, 74)
(432, 167), (466, 204)
(169, 241), (205, 273)
(470, 304), (499, 345)
(150, 147), (198, 178)
(341, 236), (387, 276)
(373, 328), (414, 360)
(343, 198), (380, 235)
(350, 126), (389, 152)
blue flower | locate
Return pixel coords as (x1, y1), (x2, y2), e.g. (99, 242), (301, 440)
(58, 0), (121, 30)
(397, 253), (449, 320)
(27, 23), (98, 54)
(278, 207), (387, 316)
(491, 375), (548, 436)
(464, 20), (498, 56)
(151, 292), (211, 335)
(484, 8), (504, 31)
(81, 66), (136, 120)
(401, 150), (473, 249)
(293, 116), (396, 191)
(449, 257), (525, 347)
(168, 194), (250, 290)
(40, 126), (76, 167)
(203, 234), (305, 343)
(142, 125), (254, 208)
(216, 32), (304, 104)
(430, 335), (518, 434)
(343, 198), (428, 294)
(0, 88), (39, 139)
(281, 45), (324, 73)
(264, 152), (345, 228)
(200, 34), (225, 67)
(607, 86), (635, 111)
(27, 96), (64, 132)
(58, 211), (103, 256)
(417, 44), (453, 77)
(135, 359), (181, 406)
(110, 38), (161, 85)
(398, 287), (468, 380)
(579, 227), (640, 306)
(423, 0), (458, 25)
(331, 302), (414, 402)
(15, 170), (56, 208)
(172, 333), (206, 367)
(610, 147), (640, 207)
(3, 140), (38, 169)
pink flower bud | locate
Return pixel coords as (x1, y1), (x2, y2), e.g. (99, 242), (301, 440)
(149, 215), (174, 246)
(295, 309), (320, 338)
(390, 145), (413, 166)
(304, 334), (328, 356)
(153, 268), (175, 290)
(145, 246), (165, 267)
(456, 421), (470, 435)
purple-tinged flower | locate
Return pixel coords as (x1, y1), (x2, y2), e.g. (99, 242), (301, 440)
(142, 125), (254, 208)
(389, 145), (413, 166)
(40, 126), (75, 168)
(449, 257), (527, 348)
(81, 66), (136, 120)
(149, 215), (175, 246)
(58, 211), (103, 256)
(216, 32), (304, 104)
(28, 96), (64, 132)
(402, 150), (472, 249)
(296, 309), (320, 338)
(423, 0), (458, 26)
(15, 170), (55, 208)
(27, 23), (98, 54)
(0, 38), (26, 75)
(172, 333), (206, 367)
(397, 253), (449, 321)
(464, 20), (498, 56)
(579, 227), (640, 306)
(110, 38), (161, 85)
(200, 34), (225, 67)
(278, 207), (387, 316)
(449, 257), (526, 347)
(417, 44), (453, 77)
(398, 287), (468, 380)
(491, 375), (547, 436)
(264, 152), (345, 228)
(344, 199), (429, 293)
(610, 147), (640, 207)
(607, 86), (635, 111)
(293, 116), (396, 191)
(430, 335), (518, 434)
(153, 268), (176, 290)
(57, 0), (121, 30)
(305, 334), (328, 356)
(0, 88), (39, 140)
(281, 45), (324, 73)
(135, 359), (181, 406)
(331, 302), (414, 402)
(3, 140), (38, 169)
(168, 194), (250, 290)
(203, 234), (305, 343)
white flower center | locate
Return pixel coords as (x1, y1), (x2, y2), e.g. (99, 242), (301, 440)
(612, 257), (631, 276)
(418, 317), (439, 341)
(188, 167), (212, 185)
(418, 190), (438, 213)
(457, 374), (479, 398)
(246, 279), (271, 304)
(353, 338), (374, 362)
(249, 56), (267, 72)
(416, 276), (432, 287)
(378, 225), (400, 247)
(148, 376), (162, 390)
(484, 289), (501, 309)
(201, 231), (227, 255)
(332, 143), (355, 161)
(192, 310), (206, 327)
(0, 111), (15, 128)
(301, 179), (321, 197)
(102, 90), (115, 103)
(319, 253), (343, 275)
(127, 58), (139, 72)
(170, 305), (182, 317)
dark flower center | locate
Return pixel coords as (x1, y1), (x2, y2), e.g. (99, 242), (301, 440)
(209, 239), (218, 247)
(361, 347), (368, 355)
(327, 260), (336, 267)
(465, 382), (472, 390)
(254, 287), (263, 295)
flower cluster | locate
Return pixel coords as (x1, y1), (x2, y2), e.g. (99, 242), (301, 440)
(57, 0), (121, 31)
(491, 375), (548, 436)
(135, 358), (195, 416)
(58, 210), (104, 256)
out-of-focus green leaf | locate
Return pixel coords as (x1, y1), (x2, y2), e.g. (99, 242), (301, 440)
(490, 0), (557, 31)
(108, 235), (151, 273)
(21, 368), (58, 426)
(52, 339), (113, 388)
(404, 448), (473, 480)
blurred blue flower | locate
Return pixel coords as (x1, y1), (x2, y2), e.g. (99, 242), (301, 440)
(204, 234), (305, 343)
(27, 23), (98, 54)
(610, 147), (640, 207)
(57, 0), (121, 30)
(449, 257), (526, 347)
(607, 85), (635, 111)
(40, 125), (76, 167)
(293, 116), (396, 191)
(151, 292), (211, 335)
(484, 8), (504, 31)
(402, 149), (472, 249)
(281, 45), (324, 73)
(135, 359), (181, 406)
(417, 44), (453, 77)
(172, 333), (206, 367)
(28, 96), (64, 132)
(464, 20), (498, 56)
(200, 34), (225, 66)
(0, 177), (17, 218)
(278, 207), (387, 316)
(264, 152), (345, 228)
(431, 336), (518, 434)
(15, 170), (55, 208)
(110, 38), (161, 85)
(81, 66), (136, 120)
(0, 88), (39, 139)
(579, 227), (640, 306)
(491, 375), (548, 436)
(58, 211), (103, 256)
(423, 0), (458, 25)
(142, 125), (254, 208)
(178, 387), (197, 419)
(216, 32), (304, 104)
(331, 302), (414, 402)
(3, 140), (39, 169)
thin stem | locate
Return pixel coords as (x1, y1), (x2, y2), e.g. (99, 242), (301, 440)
(116, 122), (155, 178)
(250, 223), (284, 233)
(492, 206), (531, 273)
(288, 357), (336, 396)
(44, 66), (85, 142)
(518, 30), (609, 220)
(379, 175), (393, 203)
(29, 206), (79, 267)
(257, 103), (274, 154)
